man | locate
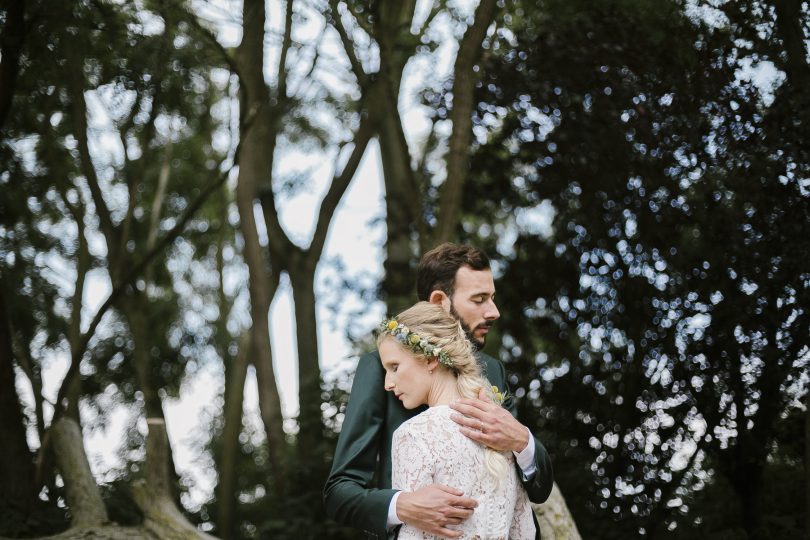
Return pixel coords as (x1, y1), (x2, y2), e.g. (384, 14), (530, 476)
(324, 243), (553, 538)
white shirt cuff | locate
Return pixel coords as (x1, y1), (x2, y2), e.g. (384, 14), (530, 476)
(387, 491), (404, 529)
(513, 427), (537, 480)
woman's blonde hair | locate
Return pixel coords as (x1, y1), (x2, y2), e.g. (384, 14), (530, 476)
(378, 301), (509, 484)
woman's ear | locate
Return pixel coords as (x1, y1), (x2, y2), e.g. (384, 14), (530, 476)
(428, 290), (451, 313)
(426, 357), (440, 373)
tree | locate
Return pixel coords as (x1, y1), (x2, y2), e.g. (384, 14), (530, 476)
(0, 0), (233, 535)
(468, 0), (809, 536)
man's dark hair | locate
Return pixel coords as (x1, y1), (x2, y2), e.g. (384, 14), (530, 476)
(416, 243), (491, 301)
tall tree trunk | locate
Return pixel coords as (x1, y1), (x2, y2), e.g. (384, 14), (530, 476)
(64, 193), (91, 422)
(805, 389), (810, 540)
(435, 0), (500, 244)
(772, 0), (810, 90)
(51, 417), (108, 527)
(235, 0), (287, 476)
(0, 286), (36, 528)
(728, 454), (765, 535)
(215, 333), (250, 540)
(235, 167), (285, 473)
(124, 298), (164, 420)
(288, 261), (321, 450)
(377, 108), (419, 313)
(132, 419), (217, 540)
(373, 46), (421, 314)
(0, 0), (25, 131)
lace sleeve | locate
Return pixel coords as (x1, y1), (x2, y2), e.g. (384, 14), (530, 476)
(391, 427), (435, 492)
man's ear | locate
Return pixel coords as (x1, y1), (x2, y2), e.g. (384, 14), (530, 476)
(428, 290), (452, 312)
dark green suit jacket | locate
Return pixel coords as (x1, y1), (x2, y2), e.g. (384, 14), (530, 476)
(323, 350), (554, 539)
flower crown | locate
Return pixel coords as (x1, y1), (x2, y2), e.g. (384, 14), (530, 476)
(379, 318), (453, 369)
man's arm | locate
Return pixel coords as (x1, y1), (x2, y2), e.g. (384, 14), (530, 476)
(323, 352), (396, 537)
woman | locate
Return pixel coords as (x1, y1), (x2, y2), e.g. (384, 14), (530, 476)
(378, 302), (535, 539)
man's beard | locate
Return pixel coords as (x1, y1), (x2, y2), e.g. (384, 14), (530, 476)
(449, 302), (489, 351)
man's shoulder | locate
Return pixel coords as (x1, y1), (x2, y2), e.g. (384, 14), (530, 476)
(476, 350), (507, 386)
(357, 349), (381, 363)
(476, 350), (500, 364)
(351, 349), (384, 385)
(476, 350), (505, 371)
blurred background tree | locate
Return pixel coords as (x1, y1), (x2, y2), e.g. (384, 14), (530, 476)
(0, 0), (807, 539)
(464, 0), (809, 537)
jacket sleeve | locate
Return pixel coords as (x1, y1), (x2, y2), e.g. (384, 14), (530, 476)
(495, 359), (555, 504)
(323, 351), (396, 538)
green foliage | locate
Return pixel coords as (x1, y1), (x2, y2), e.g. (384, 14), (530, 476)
(466, 0), (810, 536)
(1, 0), (234, 531)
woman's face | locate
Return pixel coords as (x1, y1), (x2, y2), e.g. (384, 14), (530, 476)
(379, 337), (432, 409)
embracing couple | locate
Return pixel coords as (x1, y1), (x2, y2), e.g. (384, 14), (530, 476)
(324, 243), (554, 539)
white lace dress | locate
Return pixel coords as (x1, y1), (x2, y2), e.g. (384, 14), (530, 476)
(392, 405), (535, 540)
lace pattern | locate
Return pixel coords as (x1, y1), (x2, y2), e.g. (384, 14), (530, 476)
(392, 406), (535, 539)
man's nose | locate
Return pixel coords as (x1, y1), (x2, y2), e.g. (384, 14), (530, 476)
(484, 299), (500, 321)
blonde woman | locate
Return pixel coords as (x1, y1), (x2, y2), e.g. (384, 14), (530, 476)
(378, 301), (535, 539)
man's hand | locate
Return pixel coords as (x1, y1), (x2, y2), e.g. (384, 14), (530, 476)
(449, 388), (530, 453)
(396, 484), (477, 538)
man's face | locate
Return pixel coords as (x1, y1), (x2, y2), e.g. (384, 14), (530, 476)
(446, 266), (500, 348)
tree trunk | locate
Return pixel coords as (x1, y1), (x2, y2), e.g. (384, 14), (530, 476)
(288, 262), (322, 450)
(2, 419), (220, 540)
(215, 333), (250, 540)
(123, 298), (164, 420)
(0, 285), (36, 528)
(0, 0), (25, 131)
(64, 196), (91, 422)
(805, 389), (809, 539)
(372, 75), (420, 314)
(533, 482), (582, 540)
(131, 419), (217, 540)
(729, 458), (765, 536)
(235, 0), (287, 476)
(772, 0), (810, 90)
(435, 0), (499, 244)
(234, 162), (285, 472)
(50, 417), (108, 528)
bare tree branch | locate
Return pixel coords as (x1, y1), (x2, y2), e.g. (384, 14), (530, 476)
(309, 112), (374, 258)
(180, 0), (243, 78)
(51, 107), (258, 422)
(277, 0), (295, 103)
(327, 0), (369, 86)
(414, 0), (445, 44)
(340, 0), (375, 42)
(66, 48), (118, 256)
